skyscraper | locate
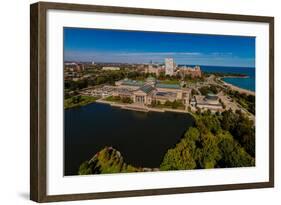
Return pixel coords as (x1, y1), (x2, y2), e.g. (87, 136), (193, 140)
(165, 58), (175, 76)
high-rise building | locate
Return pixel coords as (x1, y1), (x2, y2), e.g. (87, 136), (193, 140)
(165, 58), (175, 76)
(179, 65), (202, 78)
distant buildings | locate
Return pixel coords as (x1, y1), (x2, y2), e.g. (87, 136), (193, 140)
(64, 62), (85, 80)
(144, 64), (165, 76)
(82, 85), (116, 98)
(145, 58), (201, 78)
(102, 66), (120, 71)
(165, 58), (176, 76)
(64, 63), (85, 72)
(179, 65), (202, 78)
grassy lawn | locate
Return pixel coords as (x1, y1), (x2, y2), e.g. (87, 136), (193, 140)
(104, 95), (121, 102)
(159, 80), (180, 84)
(150, 100), (185, 110)
(152, 104), (185, 110)
(64, 95), (98, 109)
(104, 96), (133, 104)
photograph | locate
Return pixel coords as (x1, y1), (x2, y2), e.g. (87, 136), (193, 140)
(63, 27), (256, 176)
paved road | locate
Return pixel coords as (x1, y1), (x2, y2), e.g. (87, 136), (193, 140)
(217, 91), (255, 122)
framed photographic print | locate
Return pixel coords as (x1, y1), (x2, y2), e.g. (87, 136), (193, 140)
(30, 1), (274, 202)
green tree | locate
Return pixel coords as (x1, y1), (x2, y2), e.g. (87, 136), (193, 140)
(78, 161), (92, 175)
(195, 131), (222, 169)
(151, 100), (157, 107)
(160, 143), (196, 171)
(160, 128), (200, 171)
(121, 97), (133, 104)
(218, 132), (254, 167)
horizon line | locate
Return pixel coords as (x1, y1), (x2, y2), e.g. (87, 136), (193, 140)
(64, 60), (255, 68)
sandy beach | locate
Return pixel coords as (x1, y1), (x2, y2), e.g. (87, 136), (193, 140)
(219, 78), (255, 96)
(221, 75), (249, 79)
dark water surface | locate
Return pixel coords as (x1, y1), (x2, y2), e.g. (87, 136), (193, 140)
(64, 103), (194, 176)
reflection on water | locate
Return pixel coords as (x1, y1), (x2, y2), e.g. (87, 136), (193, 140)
(64, 103), (194, 176)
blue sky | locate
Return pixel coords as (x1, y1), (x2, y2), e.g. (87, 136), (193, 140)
(64, 27), (255, 67)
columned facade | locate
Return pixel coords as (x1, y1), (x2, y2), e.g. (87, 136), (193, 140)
(133, 90), (148, 105)
(135, 95), (146, 104)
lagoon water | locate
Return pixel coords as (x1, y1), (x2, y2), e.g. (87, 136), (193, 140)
(64, 103), (194, 176)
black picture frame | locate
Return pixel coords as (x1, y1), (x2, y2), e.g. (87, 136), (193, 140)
(30, 1), (274, 202)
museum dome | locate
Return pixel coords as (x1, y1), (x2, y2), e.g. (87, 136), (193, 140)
(206, 93), (218, 100)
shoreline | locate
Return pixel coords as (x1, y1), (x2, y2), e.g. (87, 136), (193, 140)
(64, 95), (98, 110)
(221, 75), (249, 79)
(218, 77), (255, 96)
(96, 99), (191, 114)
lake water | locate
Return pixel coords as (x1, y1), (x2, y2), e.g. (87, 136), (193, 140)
(180, 65), (255, 91)
(201, 65), (255, 91)
(221, 77), (255, 91)
(64, 103), (195, 176)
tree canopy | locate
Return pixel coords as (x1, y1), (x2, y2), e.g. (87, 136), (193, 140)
(160, 110), (255, 170)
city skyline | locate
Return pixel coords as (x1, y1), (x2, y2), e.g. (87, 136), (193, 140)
(64, 27), (255, 67)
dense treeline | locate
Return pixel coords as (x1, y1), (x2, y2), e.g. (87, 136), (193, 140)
(150, 100), (184, 109)
(160, 110), (255, 170)
(64, 95), (98, 109)
(65, 79), (88, 91)
(220, 110), (255, 157)
(199, 85), (220, 95)
(65, 71), (157, 92)
(65, 70), (127, 92)
(87, 70), (126, 86)
(227, 90), (255, 114)
(183, 74), (205, 83)
(105, 96), (133, 104)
